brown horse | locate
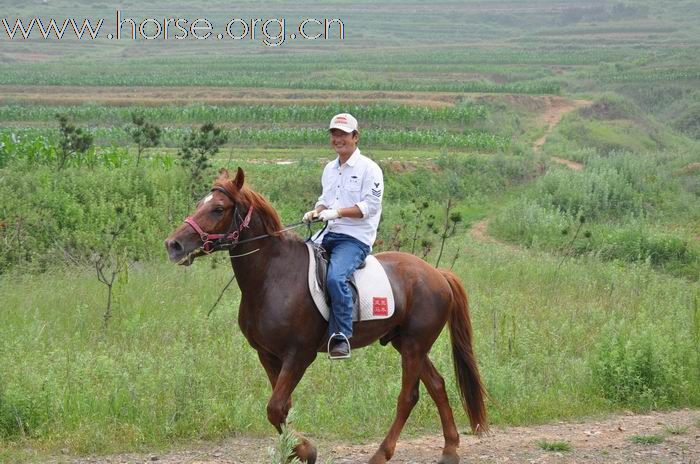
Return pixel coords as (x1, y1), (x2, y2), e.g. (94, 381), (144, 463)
(165, 168), (487, 464)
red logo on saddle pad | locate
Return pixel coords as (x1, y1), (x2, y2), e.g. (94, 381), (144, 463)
(373, 297), (389, 316)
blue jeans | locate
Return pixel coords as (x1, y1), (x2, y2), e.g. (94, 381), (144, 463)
(321, 232), (370, 340)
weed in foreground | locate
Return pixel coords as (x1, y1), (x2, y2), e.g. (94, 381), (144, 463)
(537, 440), (571, 452)
(629, 434), (664, 445)
(267, 410), (334, 464)
(665, 425), (688, 435)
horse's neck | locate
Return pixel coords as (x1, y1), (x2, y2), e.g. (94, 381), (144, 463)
(228, 219), (304, 294)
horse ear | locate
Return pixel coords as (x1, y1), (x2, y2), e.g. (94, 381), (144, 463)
(233, 167), (245, 190)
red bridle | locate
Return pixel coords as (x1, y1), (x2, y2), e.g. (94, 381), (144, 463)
(184, 192), (254, 253)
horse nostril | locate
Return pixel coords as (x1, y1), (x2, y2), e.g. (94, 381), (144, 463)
(166, 239), (183, 253)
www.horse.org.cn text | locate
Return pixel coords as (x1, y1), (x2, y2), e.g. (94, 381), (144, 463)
(0, 11), (346, 47)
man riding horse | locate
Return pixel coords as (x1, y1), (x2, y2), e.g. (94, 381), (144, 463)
(302, 113), (384, 360)
(165, 115), (487, 463)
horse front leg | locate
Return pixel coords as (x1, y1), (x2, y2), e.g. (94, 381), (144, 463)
(261, 350), (318, 464)
(369, 341), (426, 464)
(257, 351), (293, 417)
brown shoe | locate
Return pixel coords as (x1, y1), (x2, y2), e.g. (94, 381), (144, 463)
(328, 338), (351, 360)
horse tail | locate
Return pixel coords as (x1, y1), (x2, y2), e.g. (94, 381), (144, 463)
(441, 269), (489, 435)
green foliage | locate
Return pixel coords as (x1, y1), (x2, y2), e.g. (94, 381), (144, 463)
(629, 434), (664, 445)
(0, 164), (190, 274)
(538, 440), (571, 451)
(591, 324), (692, 408)
(267, 410), (301, 464)
(4, 126), (509, 152)
(129, 112), (162, 167)
(491, 150), (700, 278)
(665, 425), (688, 435)
(0, 132), (136, 168)
(584, 224), (696, 267)
(0, 61), (561, 94)
(0, 132), (57, 167)
(558, 117), (660, 155)
(535, 168), (642, 221)
(0, 143), (537, 275)
(1, 240), (697, 456)
(491, 199), (574, 249)
(178, 123), (229, 195)
(672, 103), (700, 140)
(0, 103), (488, 128)
(55, 114), (94, 170)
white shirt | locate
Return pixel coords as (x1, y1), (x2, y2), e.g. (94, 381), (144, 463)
(314, 148), (384, 249)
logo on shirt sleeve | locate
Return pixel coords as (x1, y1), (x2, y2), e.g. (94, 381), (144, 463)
(371, 181), (383, 198)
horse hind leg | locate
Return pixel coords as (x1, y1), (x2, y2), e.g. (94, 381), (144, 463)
(369, 339), (425, 464)
(421, 358), (460, 464)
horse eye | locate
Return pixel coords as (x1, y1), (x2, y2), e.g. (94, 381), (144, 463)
(213, 207), (225, 214)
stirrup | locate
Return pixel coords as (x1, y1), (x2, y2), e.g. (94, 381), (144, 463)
(327, 332), (351, 360)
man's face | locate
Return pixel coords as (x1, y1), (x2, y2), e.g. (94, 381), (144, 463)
(330, 128), (358, 158)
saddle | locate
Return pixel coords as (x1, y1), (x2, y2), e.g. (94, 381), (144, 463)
(306, 243), (395, 323)
(311, 244), (364, 318)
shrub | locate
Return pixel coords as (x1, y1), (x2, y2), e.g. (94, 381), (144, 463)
(490, 199), (574, 249)
(593, 226), (695, 267)
(591, 325), (689, 407)
(535, 167), (643, 221)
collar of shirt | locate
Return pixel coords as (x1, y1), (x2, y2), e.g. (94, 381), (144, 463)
(332, 148), (361, 169)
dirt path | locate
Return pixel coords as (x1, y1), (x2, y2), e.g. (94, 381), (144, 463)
(532, 97), (592, 154)
(468, 219), (518, 250)
(469, 96), (590, 246)
(53, 409), (698, 463)
(550, 156), (584, 171)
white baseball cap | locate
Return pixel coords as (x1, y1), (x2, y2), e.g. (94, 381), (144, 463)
(329, 113), (358, 133)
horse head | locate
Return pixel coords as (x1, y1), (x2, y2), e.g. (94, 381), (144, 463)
(165, 167), (247, 266)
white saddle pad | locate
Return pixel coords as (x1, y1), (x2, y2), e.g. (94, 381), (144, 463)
(306, 243), (395, 321)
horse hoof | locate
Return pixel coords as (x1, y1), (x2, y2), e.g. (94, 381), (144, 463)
(294, 439), (317, 464)
(368, 453), (388, 464)
(438, 452), (459, 464)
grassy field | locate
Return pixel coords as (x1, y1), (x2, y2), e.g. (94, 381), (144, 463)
(2, 235), (698, 461)
(1, 0), (700, 462)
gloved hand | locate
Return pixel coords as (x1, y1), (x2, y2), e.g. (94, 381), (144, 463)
(318, 209), (341, 222)
(302, 209), (318, 223)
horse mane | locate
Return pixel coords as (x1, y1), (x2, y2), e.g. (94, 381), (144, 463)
(213, 178), (288, 239)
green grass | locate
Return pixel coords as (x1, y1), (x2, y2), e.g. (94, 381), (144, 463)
(491, 142), (700, 280)
(0, 103), (488, 127)
(1, 235), (698, 460)
(629, 434), (665, 445)
(0, 126), (511, 151)
(537, 440), (571, 452)
(0, 148), (537, 274)
(665, 425), (688, 435)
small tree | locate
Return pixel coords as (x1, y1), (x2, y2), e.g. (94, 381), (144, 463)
(434, 198), (463, 268)
(129, 112), (161, 166)
(56, 113), (93, 170)
(92, 206), (133, 327)
(410, 200), (430, 254)
(178, 122), (229, 196)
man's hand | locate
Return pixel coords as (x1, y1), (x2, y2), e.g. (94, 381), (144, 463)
(302, 209), (319, 223)
(318, 209), (341, 222)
